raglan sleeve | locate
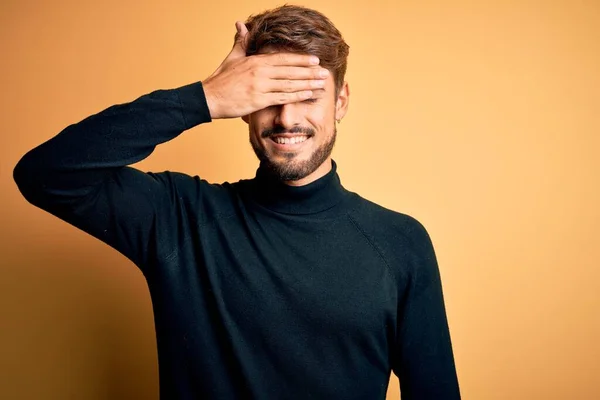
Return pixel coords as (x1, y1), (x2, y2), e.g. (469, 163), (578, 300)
(13, 81), (212, 271)
(392, 217), (462, 399)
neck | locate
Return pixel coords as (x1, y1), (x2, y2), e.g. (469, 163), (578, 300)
(282, 157), (333, 187)
(243, 158), (348, 215)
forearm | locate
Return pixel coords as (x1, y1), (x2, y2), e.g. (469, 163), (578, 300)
(13, 81), (211, 208)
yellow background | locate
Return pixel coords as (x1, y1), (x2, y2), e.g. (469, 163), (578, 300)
(2, 1), (599, 399)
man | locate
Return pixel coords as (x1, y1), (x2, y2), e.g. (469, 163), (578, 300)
(14, 5), (461, 400)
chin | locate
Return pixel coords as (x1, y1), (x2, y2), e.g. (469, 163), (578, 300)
(250, 128), (336, 182)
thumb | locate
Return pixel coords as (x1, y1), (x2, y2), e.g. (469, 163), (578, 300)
(229, 21), (249, 59)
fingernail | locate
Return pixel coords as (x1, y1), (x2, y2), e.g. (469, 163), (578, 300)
(310, 56), (320, 65)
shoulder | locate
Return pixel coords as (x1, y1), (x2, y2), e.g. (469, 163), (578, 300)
(346, 193), (437, 278)
(347, 193), (433, 249)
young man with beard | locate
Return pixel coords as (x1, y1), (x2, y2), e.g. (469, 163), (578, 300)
(14, 5), (461, 400)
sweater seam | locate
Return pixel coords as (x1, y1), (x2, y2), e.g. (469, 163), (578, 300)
(347, 213), (402, 360)
(346, 214), (397, 289)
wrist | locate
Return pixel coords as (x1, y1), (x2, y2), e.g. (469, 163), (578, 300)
(202, 80), (221, 120)
(176, 81), (213, 126)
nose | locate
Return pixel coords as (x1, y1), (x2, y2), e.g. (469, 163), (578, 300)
(273, 103), (301, 129)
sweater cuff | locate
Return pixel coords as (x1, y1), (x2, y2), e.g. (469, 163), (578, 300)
(176, 81), (213, 129)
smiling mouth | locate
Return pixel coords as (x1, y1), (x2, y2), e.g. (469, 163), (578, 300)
(269, 135), (310, 145)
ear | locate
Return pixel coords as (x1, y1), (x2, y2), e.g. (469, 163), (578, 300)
(241, 115), (249, 124)
(335, 81), (350, 122)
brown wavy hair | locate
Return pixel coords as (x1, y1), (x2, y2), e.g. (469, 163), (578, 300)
(241, 4), (350, 95)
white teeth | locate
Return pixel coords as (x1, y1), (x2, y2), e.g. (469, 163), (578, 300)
(274, 136), (308, 145)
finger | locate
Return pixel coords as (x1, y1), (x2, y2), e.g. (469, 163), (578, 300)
(308, 88), (328, 99)
(238, 21), (249, 44)
(266, 78), (326, 93)
(268, 66), (330, 80)
(267, 90), (314, 105)
(229, 21), (249, 59)
(261, 52), (320, 67)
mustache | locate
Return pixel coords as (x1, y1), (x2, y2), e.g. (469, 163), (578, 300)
(261, 126), (315, 139)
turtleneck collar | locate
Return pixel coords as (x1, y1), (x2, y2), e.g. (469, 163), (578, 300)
(242, 159), (349, 215)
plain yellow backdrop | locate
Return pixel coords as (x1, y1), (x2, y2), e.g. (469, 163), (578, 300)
(1, 1), (599, 399)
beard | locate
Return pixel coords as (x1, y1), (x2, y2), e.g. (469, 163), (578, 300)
(250, 124), (337, 182)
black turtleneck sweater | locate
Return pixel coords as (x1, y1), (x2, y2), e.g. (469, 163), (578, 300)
(13, 81), (461, 399)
